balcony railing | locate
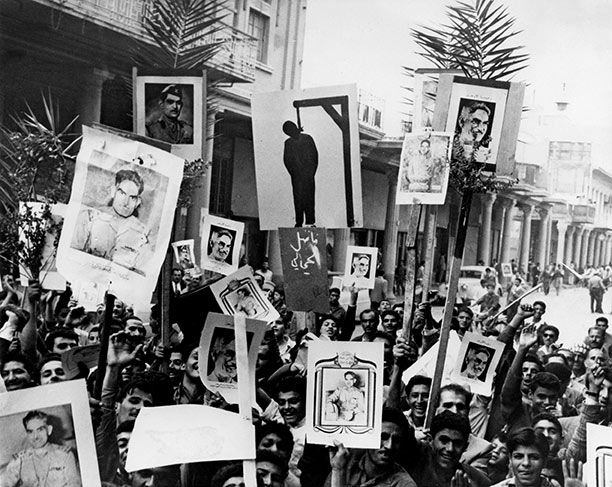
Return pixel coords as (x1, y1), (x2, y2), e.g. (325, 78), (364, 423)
(572, 204), (596, 224)
(516, 162), (548, 190)
(38, 0), (257, 82)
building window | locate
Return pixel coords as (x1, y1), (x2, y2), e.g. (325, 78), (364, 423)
(248, 9), (269, 63)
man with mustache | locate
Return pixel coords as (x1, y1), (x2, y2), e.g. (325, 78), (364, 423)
(38, 354), (67, 385)
(208, 229), (233, 264)
(146, 84), (193, 145)
(1, 351), (37, 391)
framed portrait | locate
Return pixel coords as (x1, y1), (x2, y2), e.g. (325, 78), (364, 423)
(434, 75), (524, 176)
(306, 341), (384, 449)
(343, 246), (378, 289)
(18, 202), (67, 291)
(450, 332), (504, 396)
(57, 126), (183, 308)
(210, 266), (280, 323)
(198, 312), (265, 404)
(171, 239), (198, 277)
(501, 263), (513, 278)
(0, 380), (100, 487)
(396, 132), (453, 205)
(279, 227), (329, 313)
(200, 215), (245, 276)
(135, 75), (203, 162)
(251, 84), (363, 230)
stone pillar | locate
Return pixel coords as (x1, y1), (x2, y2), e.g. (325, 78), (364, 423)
(478, 193), (496, 265)
(595, 233), (604, 266)
(573, 226), (584, 266)
(382, 170), (399, 300)
(536, 206), (550, 267)
(555, 221), (568, 265)
(581, 228), (592, 269)
(332, 229), (351, 273)
(545, 217), (553, 265)
(77, 68), (112, 127)
(588, 231), (597, 267)
(519, 203), (533, 271)
(500, 198), (516, 263)
(604, 233), (612, 267)
(564, 225), (575, 265)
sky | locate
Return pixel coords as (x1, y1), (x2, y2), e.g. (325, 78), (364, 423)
(301, 0), (612, 150)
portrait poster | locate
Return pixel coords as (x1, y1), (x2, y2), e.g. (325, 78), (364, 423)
(450, 332), (504, 396)
(279, 227), (329, 313)
(395, 132), (452, 205)
(0, 380), (100, 487)
(57, 126), (183, 308)
(198, 312), (265, 404)
(252, 84), (363, 230)
(18, 202), (67, 291)
(171, 239), (199, 277)
(200, 215), (245, 276)
(306, 340), (384, 449)
(586, 422), (612, 487)
(210, 266), (280, 323)
(445, 77), (509, 172)
(71, 280), (106, 312)
(135, 75), (203, 162)
(501, 263), (513, 278)
(126, 404), (255, 472)
(342, 245), (378, 289)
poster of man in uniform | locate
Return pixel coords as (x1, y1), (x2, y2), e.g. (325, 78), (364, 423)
(252, 84), (363, 230)
(342, 245), (378, 289)
(210, 266), (280, 323)
(306, 340), (384, 449)
(135, 75), (203, 161)
(198, 312), (265, 404)
(279, 227), (329, 313)
(445, 77), (509, 172)
(396, 132), (453, 205)
(57, 126), (183, 307)
(450, 332), (504, 396)
(0, 380), (99, 487)
(171, 239), (197, 276)
(18, 202), (67, 291)
(200, 215), (244, 276)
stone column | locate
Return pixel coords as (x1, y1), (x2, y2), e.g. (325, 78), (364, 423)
(588, 231), (597, 267)
(478, 193), (496, 265)
(536, 206), (550, 267)
(77, 68), (112, 127)
(519, 203), (533, 271)
(555, 221), (568, 264)
(595, 233), (604, 266)
(332, 229), (351, 273)
(573, 226), (584, 266)
(564, 225), (575, 265)
(604, 233), (612, 266)
(581, 228), (592, 269)
(500, 198), (516, 263)
(382, 170), (399, 301)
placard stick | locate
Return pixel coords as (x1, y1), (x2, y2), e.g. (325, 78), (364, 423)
(421, 206), (438, 301)
(490, 283), (543, 321)
(402, 205), (423, 341)
(561, 262), (583, 280)
(159, 249), (172, 374)
(93, 291), (115, 399)
(425, 191), (473, 428)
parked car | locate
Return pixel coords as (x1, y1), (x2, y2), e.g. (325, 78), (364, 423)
(457, 265), (503, 305)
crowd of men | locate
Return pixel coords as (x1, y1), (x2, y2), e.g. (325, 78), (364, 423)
(0, 262), (608, 487)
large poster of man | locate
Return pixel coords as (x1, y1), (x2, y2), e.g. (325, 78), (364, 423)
(279, 227), (329, 313)
(57, 126), (183, 307)
(306, 341), (384, 449)
(200, 215), (244, 276)
(445, 78), (509, 172)
(396, 132), (452, 205)
(252, 84), (363, 230)
(135, 75), (203, 162)
(0, 381), (99, 487)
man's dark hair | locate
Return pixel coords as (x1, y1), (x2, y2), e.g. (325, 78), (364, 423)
(211, 463), (244, 487)
(596, 317), (609, 327)
(531, 412), (562, 437)
(255, 422), (294, 455)
(436, 383), (473, 408)
(119, 371), (174, 407)
(540, 325), (560, 341)
(381, 310), (400, 323)
(457, 307), (474, 318)
(329, 287), (341, 295)
(23, 410), (49, 428)
(533, 301), (547, 311)
(180, 342), (198, 362)
(275, 375), (306, 400)
(359, 308), (379, 322)
(430, 410), (471, 444)
(159, 84), (183, 102)
(589, 326), (605, 335)
(523, 353), (543, 370)
(115, 168), (145, 196)
(544, 362), (571, 383)
(2, 351), (36, 381)
(529, 372), (561, 395)
(506, 427), (549, 458)
(44, 328), (79, 352)
(256, 450), (289, 478)
(38, 353), (63, 371)
(117, 419), (136, 435)
(382, 407), (411, 438)
(405, 374), (432, 396)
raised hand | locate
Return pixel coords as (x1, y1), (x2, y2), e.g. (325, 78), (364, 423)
(328, 441), (350, 471)
(562, 458), (584, 487)
(518, 323), (539, 349)
(107, 332), (143, 368)
(450, 470), (472, 487)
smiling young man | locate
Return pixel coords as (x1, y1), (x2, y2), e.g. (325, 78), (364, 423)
(404, 375), (431, 430)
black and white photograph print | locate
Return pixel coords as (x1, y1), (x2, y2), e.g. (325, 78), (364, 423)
(200, 215), (244, 276)
(451, 332), (504, 396)
(172, 239), (196, 271)
(57, 126), (184, 309)
(0, 381), (99, 487)
(210, 266), (280, 323)
(343, 246), (377, 289)
(396, 132), (452, 205)
(306, 341), (384, 449)
(135, 75), (203, 161)
(251, 84), (363, 230)
(445, 77), (509, 172)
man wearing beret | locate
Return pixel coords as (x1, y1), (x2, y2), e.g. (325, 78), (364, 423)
(146, 84), (193, 145)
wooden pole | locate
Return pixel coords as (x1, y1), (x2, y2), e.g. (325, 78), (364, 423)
(401, 204), (423, 342)
(93, 291), (115, 400)
(421, 206), (438, 300)
(159, 249), (172, 374)
(425, 191), (473, 428)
